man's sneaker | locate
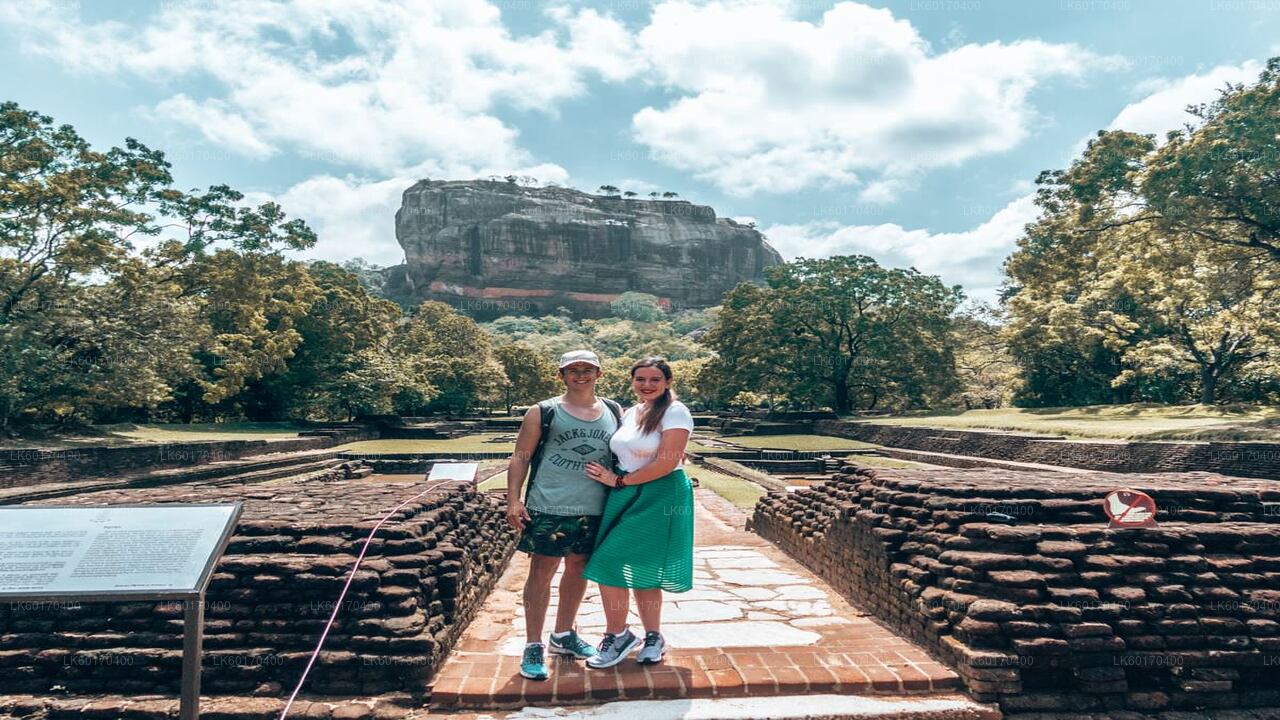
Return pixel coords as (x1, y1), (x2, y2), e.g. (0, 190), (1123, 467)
(549, 630), (597, 659)
(585, 628), (639, 669)
(636, 631), (666, 665)
(520, 643), (549, 680)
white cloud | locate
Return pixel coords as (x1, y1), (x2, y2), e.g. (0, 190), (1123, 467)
(762, 193), (1039, 302)
(154, 95), (275, 160)
(3, 0), (635, 177)
(629, 0), (1122, 199)
(1108, 60), (1263, 137)
(264, 175), (411, 267)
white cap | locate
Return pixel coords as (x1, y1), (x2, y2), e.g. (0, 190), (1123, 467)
(559, 350), (601, 369)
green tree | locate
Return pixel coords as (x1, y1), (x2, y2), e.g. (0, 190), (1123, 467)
(390, 301), (503, 414)
(1002, 71), (1280, 406)
(246, 261), (402, 419)
(705, 257), (963, 414)
(951, 302), (1018, 409)
(1142, 58), (1280, 264)
(327, 347), (423, 420)
(494, 342), (560, 412)
(609, 292), (666, 322)
(0, 102), (314, 428)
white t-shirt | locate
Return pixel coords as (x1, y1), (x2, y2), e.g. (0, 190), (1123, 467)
(610, 400), (695, 472)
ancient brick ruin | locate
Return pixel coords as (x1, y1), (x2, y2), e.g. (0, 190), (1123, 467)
(0, 476), (515, 713)
(815, 422), (1280, 480)
(752, 466), (1280, 715)
(0, 427), (375, 491)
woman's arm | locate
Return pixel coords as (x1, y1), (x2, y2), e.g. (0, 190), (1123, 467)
(586, 428), (689, 487)
(505, 405), (541, 529)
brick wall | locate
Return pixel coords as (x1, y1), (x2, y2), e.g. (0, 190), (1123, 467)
(0, 478), (516, 699)
(0, 427), (376, 491)
(752, 466), (1280, 715)
(816, 421), (1280, 480)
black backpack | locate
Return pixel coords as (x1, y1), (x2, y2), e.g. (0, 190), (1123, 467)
(526, 397), (623, 490)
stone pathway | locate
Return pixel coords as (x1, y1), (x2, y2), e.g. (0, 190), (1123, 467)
(429, 488), (959, 710)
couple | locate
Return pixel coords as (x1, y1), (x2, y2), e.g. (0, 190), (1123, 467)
(505, 350), (694, 681)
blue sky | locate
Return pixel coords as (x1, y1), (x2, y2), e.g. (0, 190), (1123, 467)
(2, 0), (1277, 301)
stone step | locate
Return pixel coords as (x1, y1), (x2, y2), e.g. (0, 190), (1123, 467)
(443, 694), (1002, 720)
(0, 692), (1000, 720)
(429, 652), (961, 711)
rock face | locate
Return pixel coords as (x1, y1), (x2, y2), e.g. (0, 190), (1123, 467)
(386, 179), (783, 318)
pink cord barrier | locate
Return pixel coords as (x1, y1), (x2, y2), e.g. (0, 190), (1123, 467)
(277, 478), (471, 719)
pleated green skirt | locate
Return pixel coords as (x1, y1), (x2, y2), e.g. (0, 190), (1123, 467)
(583, 468), (694, 592)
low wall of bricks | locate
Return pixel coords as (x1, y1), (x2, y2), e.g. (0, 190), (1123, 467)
(0, 477), (516, 699)
(815, 421), (1280, 479)
(0, 427), (377, 490)
(752, 466), (1280, 715)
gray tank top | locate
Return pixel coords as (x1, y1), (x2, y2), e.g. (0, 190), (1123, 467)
(525, 398), (618, 516)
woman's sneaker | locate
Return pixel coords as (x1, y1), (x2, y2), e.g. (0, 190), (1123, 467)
(585, 629), (640, 669)
(636, 631), (666, 665)
(549, 630), (597, 659)
(520, 643), (549, 681)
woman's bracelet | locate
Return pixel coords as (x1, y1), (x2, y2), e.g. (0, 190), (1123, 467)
(614, 471), (628, 488)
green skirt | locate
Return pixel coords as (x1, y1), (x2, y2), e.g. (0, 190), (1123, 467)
(583, 468), (694, 592)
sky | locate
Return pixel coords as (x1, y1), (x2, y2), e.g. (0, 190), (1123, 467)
(2, 0), (1277, 302)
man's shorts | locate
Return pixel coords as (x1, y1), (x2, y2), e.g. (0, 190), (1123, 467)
(517, 511), (602, 557)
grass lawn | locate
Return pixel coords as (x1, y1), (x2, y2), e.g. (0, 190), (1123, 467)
(683, 464), (768, 511)
(476, 461), (512, 491)
(727, 434), (879, 451)
(0, 421), (308, 449)
(846, 454), (931, 469)
(861, 404), (1280, 442)
(336, 433), (516, 454)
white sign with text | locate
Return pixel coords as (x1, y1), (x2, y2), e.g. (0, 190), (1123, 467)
(0, 504), (239, 597)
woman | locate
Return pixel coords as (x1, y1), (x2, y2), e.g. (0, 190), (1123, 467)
(581, 356), (694, 668)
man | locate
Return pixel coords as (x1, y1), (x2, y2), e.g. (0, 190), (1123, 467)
(506, 350), (622, 681)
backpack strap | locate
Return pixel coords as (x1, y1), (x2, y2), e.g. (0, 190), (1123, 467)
(601, 398), (623, 426)
(525, 399), (557, 492)
(600, 398), (624, 475)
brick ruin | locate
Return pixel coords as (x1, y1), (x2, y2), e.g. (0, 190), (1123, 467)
(0, 477), (516, 705)
(815, 421), (1280, 480)
(0, 427), (376, 491)
(752, 466), (1280, 716)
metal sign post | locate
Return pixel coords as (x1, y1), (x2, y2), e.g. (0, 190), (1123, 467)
(0, 503), (243, 720)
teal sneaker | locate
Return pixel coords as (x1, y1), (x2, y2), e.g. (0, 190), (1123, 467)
(549, 630), (598, 659)
(520, 643), (549, 681)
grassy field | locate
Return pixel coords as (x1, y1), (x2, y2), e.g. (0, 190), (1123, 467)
(0, 422), (308, 449)
(862, 404), (1280, 442)
(337, 434), (516, 454)
(684, 464), (768, 511)
(845, 454), (931, 469)
(726, 434), (879, 451)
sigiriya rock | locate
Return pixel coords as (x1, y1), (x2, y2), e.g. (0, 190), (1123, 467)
(382, 179), (783, 318)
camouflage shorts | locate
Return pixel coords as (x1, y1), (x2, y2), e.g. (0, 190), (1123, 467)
(517, 511), (602, 557)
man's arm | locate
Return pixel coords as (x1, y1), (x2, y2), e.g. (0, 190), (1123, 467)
(505, 405), (542, 530)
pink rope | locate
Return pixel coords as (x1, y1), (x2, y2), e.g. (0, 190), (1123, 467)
(277, 478), (469, 719)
